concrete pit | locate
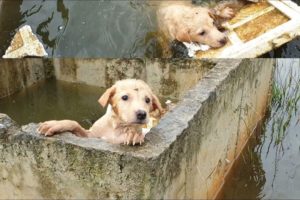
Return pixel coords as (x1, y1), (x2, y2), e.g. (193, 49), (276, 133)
(0, 58), (274, 199)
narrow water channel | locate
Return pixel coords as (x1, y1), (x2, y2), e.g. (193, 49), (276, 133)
(222, 59), (300, 199)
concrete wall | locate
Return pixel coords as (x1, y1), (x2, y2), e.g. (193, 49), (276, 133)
(53, 58), (214, 99)
(0, 59), (274, 199)
(0, 59), (53, 98)
(154, 59), (274, 199)
(0, 58), (213, 100)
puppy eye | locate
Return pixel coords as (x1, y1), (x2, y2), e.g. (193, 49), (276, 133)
(145, 97), (151, 104)
(122, 95), (128, 101)
(199, 31), (206, 36)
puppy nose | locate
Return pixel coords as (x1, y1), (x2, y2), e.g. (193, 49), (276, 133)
(219, 38), (227, 45)
(136, 110), (147, 121)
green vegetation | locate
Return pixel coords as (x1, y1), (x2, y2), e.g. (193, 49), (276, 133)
(270, 60), (300, 146)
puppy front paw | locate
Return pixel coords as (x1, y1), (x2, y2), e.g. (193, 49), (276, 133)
(37, 120), (79, 137)
(219, 7), (235, 19)
(132, 133), (145, 146)
(37, 120), (60, 136)
(124, 130), (145, 146)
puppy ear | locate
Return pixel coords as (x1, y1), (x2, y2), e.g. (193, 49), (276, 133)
(98, 86), (116, 107)
(208, 9), (217, 20)
(176, 29), (191, 42)
(151, 94), (164, 115)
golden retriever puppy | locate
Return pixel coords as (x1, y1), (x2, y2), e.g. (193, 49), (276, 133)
(157, 3), (227, 48)
(38, 79), (164, 145)
(157, 0), (253, 48)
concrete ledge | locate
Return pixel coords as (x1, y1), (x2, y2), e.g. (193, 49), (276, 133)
(0, 59), (274, 199)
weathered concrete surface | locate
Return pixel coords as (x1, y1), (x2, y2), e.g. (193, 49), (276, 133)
(157, 59), (274, 199)
(0, 59), (274, 199)
(0, 113), (19, 141)
(0, 113), (161, 199)
(53, 58), (214, 99)
(3, 25), (48, 58)
(0, 59), (53, 98)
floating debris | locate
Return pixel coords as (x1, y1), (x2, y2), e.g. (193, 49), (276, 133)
(3, 25), (48, 58)
(142, 99), (176, 135)
(225, 158), (231, 164)
(165, 99), (176, 111)
(58, 25), (64, 31)
(183, 42), (210, 57)
(142, 117), (158, 135)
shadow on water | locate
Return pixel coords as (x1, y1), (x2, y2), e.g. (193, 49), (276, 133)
(222, 59), (300, 199)
(0, 0), (299, 58)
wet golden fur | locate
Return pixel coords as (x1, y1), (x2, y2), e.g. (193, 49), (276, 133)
(38, 79), (163, 145)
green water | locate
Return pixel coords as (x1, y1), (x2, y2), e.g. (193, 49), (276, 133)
(0, 78), (173, 128)
(0, 79), (106, 128)
(222, 59), (300, 199)
(0, 0), (160, 58)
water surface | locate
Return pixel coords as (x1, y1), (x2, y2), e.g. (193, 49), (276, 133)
(222, 59), (300, 199)
(1, 0), (299, 58)
(0, 0), (161, 58)
(0, 78), (174, 128)
(0, 79), (105, 128)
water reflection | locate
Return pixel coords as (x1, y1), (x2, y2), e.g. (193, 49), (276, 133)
(222, 123), (267, 199)
(223, 59), (300, 199)
(0, 0), (23, 56)
(0, 79), (105, 128)
(0, 0), (162, 58)
(55, 0), (160, 57)
(0, 0), (70, 56)
(0, 77), (181, 128)
(36, 0), (69, 55)
(0, 0), (299, 58)
(0, 57), (213, 128)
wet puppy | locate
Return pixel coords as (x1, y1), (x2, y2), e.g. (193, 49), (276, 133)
(157, 0), (253, 48)
(38, 79), (163, 145)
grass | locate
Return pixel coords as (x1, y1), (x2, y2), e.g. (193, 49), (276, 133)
(269, 60), (300, 146)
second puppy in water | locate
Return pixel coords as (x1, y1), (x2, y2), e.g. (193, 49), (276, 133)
(157, 0), (258, 50)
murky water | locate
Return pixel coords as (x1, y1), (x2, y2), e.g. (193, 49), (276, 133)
(0, 0), (160, 58)
(0, 78), (174, 128)
(0, 79), (106, 128)
(222, 59), (300, 199)
(1, 0), (299, 58)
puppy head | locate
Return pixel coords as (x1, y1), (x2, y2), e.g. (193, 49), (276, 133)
(99, 79), (163, 125)
(176, 7), (227, 48)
